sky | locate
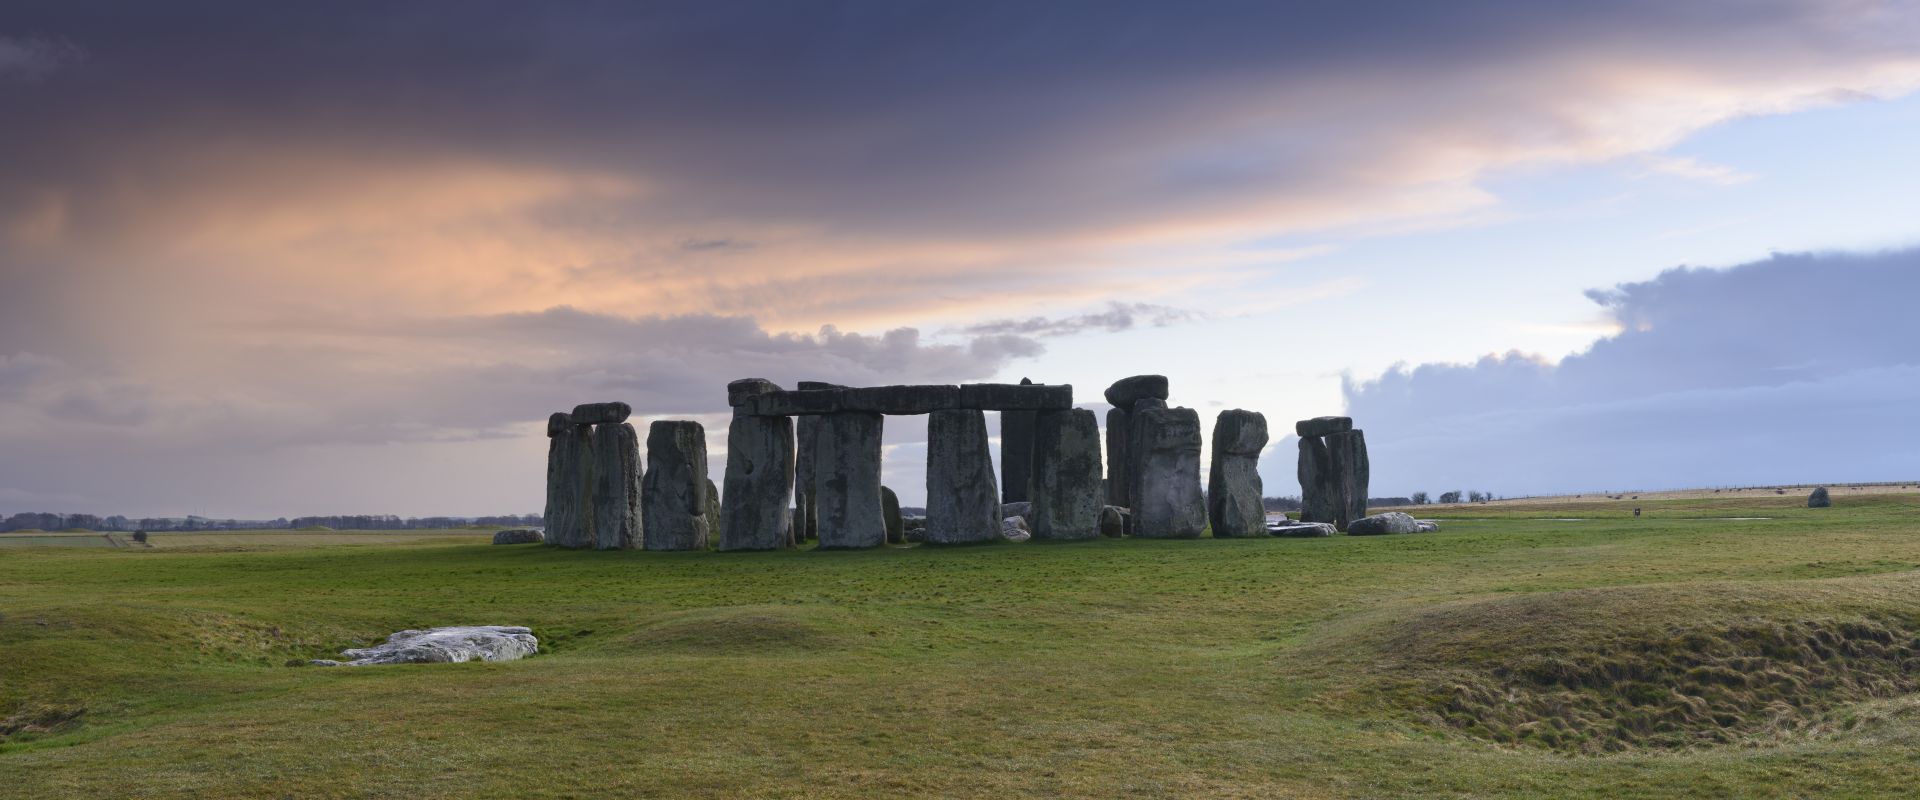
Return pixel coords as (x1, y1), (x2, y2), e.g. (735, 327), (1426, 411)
(3, 1), (1919, 517)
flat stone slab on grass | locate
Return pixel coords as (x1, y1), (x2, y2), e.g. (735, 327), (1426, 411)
(312, 626), (538, 666)
(1347, 512), (1419, 536)
(1268, 522), (1336, 537)
(492, 529), (544, 545)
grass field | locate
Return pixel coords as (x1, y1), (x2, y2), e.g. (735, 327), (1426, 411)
(5, 494), (1920, 798)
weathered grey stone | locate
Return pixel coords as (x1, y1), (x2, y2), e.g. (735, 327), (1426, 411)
(816, 412), (886, 549)
(492, 528), (544, 545)
(546, 411), (572, 438)
(726, 378), (780, 407)
(1294, 416), (1353, 438)
(719, 411), (794, 551)
(571, 401), (632, 425)
(1103, 375), (1169, 407)
(1000, 501), (1032, 519)
(1208, 410), (1269, 538)
(1029, 408), (1102, 540)
(1105, 407), (1131, 507)
(1269, 521), (1337, 537)
(1809, 487), (1832, 508)
(924, 409), (1000, 545)
(1100, 505), (1127, 538)
(705, 478), (722, 544)
(882, 485), (905, 544)
(1347, 511), (1419, 535)
(311, 626), (538, 667)
(642, 420), (709, 551)
(591, 422), (642, 550)
(545, 423), (596, 549)
(1001, 516), (1031, 542)
(741, 383), (1072, 417)
(1415, 520), (1440, 533)
(1000, 378), (1038, 503)
(1297, 436), (1337, 527)
(1125, 398), (1168, 535)
(792, 381), (843, 542)
(1133, 406), (1207, 539)
(1325, 429), (1370, 531)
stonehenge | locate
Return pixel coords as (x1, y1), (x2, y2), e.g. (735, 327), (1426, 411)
(543, 374), (1392, 553)
(642, 420), (710, 551)
(1296, 416), (1370, 531)
(1207, 410), (1268, 537)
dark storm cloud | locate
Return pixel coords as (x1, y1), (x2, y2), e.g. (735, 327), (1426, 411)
(1342, 249), (1920, 494)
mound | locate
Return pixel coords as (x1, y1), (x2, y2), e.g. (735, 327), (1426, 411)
(1323, 578), (1920, 754)
(628, 606), (850, 655)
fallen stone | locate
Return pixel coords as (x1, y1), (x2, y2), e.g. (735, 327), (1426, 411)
(1267, 522), (1337, 537)
(816, 412), (887, 549)
(1208, 409), (1269, 538)
(1809, 487), (1832, 508)
(571, 401), (632, 425)
(1415, 520), (1440, 533)
(492, 529), (543, 545)
(1100, 505), (1127, 538)
(311, 626), (538, 667)
(1001, 516), (1031, 542)
(882, 485), (905, 544)
(924, 409), (1001, 545)
(1132, 406), (1207, 539)
(1103, 375), (1169, 407)
(1029, 408), (1103, 540)
(719, 410), (794, 551)
(1294, 416), (1353, 438)
(642, 420), (709, 551)
(1347, 511), (1419, 536)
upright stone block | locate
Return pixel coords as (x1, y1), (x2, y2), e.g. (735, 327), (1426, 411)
(591, 422), (642, 550)
(704, 478), (722, 544)
(1029, 408), (1102, 540)
(1133, 406), (1207, 539)
(542, 413), (579, 548)
(643, 420), (710, 551)
(1207, 410), (1269, 538)
(1125, 398), (1167, 535)
(925, 409), (1000, 545)
(1105, 407), (1131, 508)
(816, 412), (886, 549)
(547, 422), (596, 549)
(719, 411), (794, 551)
(1000, 378), (1037, 503)
(881, 485), (905, 544)
(1325, 429), (1370, 531)
(795, 414), (821, 541)
(1297, 436), (1337, 526)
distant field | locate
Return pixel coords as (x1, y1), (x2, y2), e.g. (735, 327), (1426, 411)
(0, 533), (115, 549)
(5, 495), (1920, 798)
(0, 530), (491, 549)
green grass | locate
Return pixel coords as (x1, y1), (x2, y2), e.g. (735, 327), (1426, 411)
(4, 496), (1920, 797)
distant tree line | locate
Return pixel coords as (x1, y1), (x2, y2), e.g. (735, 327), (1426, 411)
(0, 512), (540, 532)
(1401, 490), (1496, 505)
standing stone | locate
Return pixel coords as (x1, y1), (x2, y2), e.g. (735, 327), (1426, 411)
(1297, 436), (1337, 527)
(881, 485), (905, 544)
(643, 420), (709, 551)
(591, 422), (642, 550)
(547, 422), (597, 548)
(795, 415), (821, 541)
(924, 409), (1001, 545)
(1105, 407), (1131, 507)
(1208, 410), (1269, 538)
(1325, 429), (1370, 531)
(1132, 406), (1207, 538)
(719, 409), (794, 551)
(1808, 487), (1832, 508)
(1029, 408), (1102, 540)
(1099, 506), (1127, 538)
(543, 413), (575, 547)
(1000, 378), (1038, 504)
(705, 478), (722, 545)
(1125, 398), (1168, 535)
(816, 412), (887, 549)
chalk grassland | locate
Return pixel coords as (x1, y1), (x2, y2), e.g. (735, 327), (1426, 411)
(5, 496), (1920, 798)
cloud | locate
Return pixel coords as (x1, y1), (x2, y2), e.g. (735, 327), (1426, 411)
(1342, 248), (1920, 495)
(0, 35), (83, 81)
(956, 302), (1200, 338)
